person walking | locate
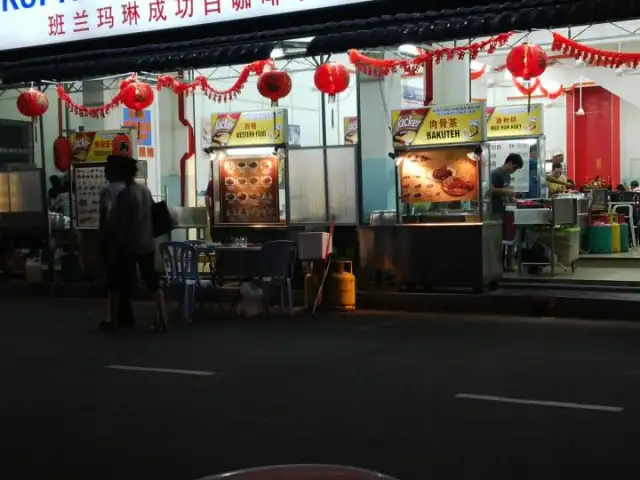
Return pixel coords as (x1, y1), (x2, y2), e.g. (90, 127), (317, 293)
(110, 157), (168, 331)
(98, 155), (134, 330)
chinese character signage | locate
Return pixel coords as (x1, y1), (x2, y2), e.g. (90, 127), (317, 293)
(399, 147), (479, 204)
(486, 104), (543, 139)
(343, 117), (358, 144)
(219, 154), (280, 224)
(122, 108), (155, 158)
(210, 110), (286, 147)
(70, 129), (137, 162)
(391, 104), (485, 149)
(0, 0), (373, 51)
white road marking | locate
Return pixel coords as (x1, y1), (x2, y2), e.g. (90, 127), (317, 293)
(358, 321), (398, 330)
(105, 365), (215, 376)
(455, 393), (623, 413)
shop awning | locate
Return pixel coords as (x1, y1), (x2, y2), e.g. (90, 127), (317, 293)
(1, 0), (640, 83)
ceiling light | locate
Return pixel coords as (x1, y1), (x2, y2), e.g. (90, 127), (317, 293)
(398, 44), (420, 57)
(503, 70), (512, 81)
(615, 67), (624, 77)
(576, 58), (585, 67)
(576, 107), (585, 116)
(270, 47), (285, 59)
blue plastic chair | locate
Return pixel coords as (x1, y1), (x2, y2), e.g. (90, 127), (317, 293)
(159, 241), (203, 322)
(256, 240), (297, 316)
(196, 464), (398, 479)
(184, 240), (206, 246)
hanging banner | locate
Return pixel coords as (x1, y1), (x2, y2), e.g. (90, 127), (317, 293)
(391, 104), (484, 148)
(343, 117), (358, 144)
(0, 0), (373, 52)
(487, 105), (543, 139)
(70, 130), (136, 163)
(210, 110), (286, 147)
(123, 108), (155, 159)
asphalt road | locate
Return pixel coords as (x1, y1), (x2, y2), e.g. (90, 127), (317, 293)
(2, 299), (640, 479)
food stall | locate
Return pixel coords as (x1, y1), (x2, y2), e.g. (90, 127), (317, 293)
(209, 109), (287, 229)
(486, 104), (545, 197)
(358, 103), (502, 292)
(68, 128), (143, 279)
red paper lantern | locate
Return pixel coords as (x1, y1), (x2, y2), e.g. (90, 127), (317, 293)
(53, 137), (72, 171)
(112, 133), (132, 157)
(314, 63), (350, 101)
(506, 43), (548, 81)
(17, 90), (49, 118)
(257, 70), (292, 106)
(121, 81), (154, 111)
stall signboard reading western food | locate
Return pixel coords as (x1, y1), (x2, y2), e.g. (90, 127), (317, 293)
(486, 104), (543, 139)
(0, 0), (373, 51)
(210, 110), (286, 148)
(391, 104), (485, 148)
(399, 147), (479, 204)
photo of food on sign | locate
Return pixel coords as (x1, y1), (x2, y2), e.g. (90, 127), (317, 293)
(399, 147), (478, 203)
(219, 155), (280, 224)
(392, 104), (484, 147)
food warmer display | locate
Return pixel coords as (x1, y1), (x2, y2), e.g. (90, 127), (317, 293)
(358, 103), (502, 292)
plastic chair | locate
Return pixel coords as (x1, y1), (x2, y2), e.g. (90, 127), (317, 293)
(256, 240), (297, 316)
(184, 240), (207, 246)
(185, 240), (215, 274)
(159, 241), (202, 322)
(196, 464), (399, 479)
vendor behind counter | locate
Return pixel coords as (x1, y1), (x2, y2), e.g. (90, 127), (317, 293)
(547, 163), (570, 196)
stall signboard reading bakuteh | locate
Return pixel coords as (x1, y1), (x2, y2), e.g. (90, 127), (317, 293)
(210, 110), (286, 147)
(399, 147), (479, 204)
(391, 104), (485, 148)
(0, 0), (373, 52)
(486, 104), (543, 139)
(219, 155), (279, 224)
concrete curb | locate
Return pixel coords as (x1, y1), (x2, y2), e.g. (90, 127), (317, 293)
(1, 281), (639, 321)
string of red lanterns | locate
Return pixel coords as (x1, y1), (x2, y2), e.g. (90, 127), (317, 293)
(26, 31), (630, 120)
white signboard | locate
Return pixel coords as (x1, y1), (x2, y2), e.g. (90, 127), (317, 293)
(0, 0), (372, 51)
(491, 140), (535, 194)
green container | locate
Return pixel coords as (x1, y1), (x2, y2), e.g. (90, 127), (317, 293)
(589, 224), (612, 254)
(620, 223), (629, 252)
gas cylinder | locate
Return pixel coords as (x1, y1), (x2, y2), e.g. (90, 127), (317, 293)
(324, 260), (356, 311)
(304, 272), (322, 310)
(620, 222), (630, 252)
(610, 215), (621, 253)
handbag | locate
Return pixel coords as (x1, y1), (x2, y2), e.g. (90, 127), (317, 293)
(151, 199), (175, 237)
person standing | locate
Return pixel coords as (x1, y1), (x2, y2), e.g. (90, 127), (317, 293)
(490, 153), (523, 218)
(111, 158), (168, 331)
(98, 155), (134, 330)
(547, 163), (569, 196)
(491, 153), (523, 271)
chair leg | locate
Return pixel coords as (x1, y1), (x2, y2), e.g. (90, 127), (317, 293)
(286, 278), (293, 317)
(279, 282), (285, 314)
